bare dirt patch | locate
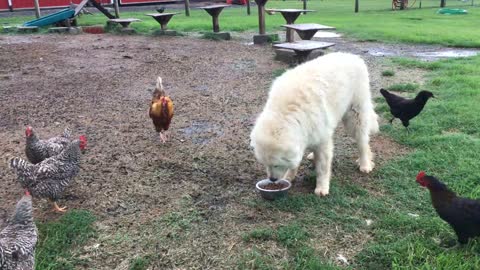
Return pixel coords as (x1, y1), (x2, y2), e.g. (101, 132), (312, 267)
(0, 33), (413, 269)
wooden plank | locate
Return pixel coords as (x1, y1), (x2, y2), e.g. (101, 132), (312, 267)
(198, 4), (231, 10)
(274, 40), (335, 52)
(89, 0), (116, 19)
(282, 23), (335, 31)
(265, 8), (314, 13)
(146, 13), (179, 18)
(109, 18), (141, 23)
(74, 0), (89, 16)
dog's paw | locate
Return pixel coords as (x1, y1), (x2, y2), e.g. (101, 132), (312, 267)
(314, 187), (329, 196)
(359, 161), (375, 174)
(307, 153), (314, 160)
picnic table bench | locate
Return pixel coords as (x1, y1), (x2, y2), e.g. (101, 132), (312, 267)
(274, 40), (335, 63)
(265, 8), (314, 42)
(146, 13), (179, 31)
(108, 18), (141, 28)
(283, 23), (336, 40)
(198, 4), (231, 33)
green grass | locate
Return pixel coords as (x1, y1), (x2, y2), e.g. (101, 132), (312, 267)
(241, 55), (480, 269)
(1, 0), (480, 47)
(35, 210), (96, 270)
(129, 256), (151, 270)
(382, 70), (395, 77)
(387, 82), (420, 92)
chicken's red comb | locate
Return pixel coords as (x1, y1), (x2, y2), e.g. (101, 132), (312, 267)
(24, 189), (31, 196)
(416, 171), (426, 181)
(79, 135), (87, 150)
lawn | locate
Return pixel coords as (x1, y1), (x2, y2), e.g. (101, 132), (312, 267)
(1, 0), (480, 47)
(239, 55), (480, 269)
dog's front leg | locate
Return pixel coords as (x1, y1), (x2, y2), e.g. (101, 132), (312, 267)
(283, 167), (299, 182)
(314, 139), (334, 196)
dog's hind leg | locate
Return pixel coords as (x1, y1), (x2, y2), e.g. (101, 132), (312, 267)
(313, 139), (334, 196)
(343, 107), (376, 173)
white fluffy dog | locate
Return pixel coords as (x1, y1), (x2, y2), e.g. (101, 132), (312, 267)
(250, 52), (379, 196)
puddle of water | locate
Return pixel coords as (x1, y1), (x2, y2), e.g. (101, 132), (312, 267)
(414, 50), (478, 59)
(367, 47), (479, 60)
(180, 121), (223, 144)
(314, 31), (342, 38)
(367, 49), (396, 57)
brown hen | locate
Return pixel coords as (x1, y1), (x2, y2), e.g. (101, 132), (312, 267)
(149, 77), (174, 143)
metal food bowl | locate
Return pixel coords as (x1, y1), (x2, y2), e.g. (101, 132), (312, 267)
(255, 179), (292, 201)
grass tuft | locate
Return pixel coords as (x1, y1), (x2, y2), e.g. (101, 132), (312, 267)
(382, 70), (395, 77)
(387, 83), (420, 92)
(35, 210), (96, 270)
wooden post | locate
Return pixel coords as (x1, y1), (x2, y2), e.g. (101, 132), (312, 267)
(258, 4), (265, 34)
(33, 0), (41, 18)
(246, 0), (251, 15)
(113, 0), (120, 18)
(355, 0), (359, 13)
(400, 0), (405, 9)
(419, 0), (422, 8)
(440, 0), (446, 7)
(184, 0), (190, 16)
(303, 0), (307, 14)
(212, 15), (219, 32)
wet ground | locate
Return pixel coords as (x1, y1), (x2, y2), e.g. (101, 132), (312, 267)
(0, 32), (468, 268)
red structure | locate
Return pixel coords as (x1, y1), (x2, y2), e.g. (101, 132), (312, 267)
(0, 0), (110, 11)
(0, 0), (174, 11)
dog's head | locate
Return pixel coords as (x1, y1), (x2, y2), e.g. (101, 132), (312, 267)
(250, 113), (303, 181)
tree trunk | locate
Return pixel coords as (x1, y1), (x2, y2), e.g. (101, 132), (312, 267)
(440, 0), (446, 7)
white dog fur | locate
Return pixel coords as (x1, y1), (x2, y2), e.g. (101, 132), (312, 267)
(250, 52), (379, 196)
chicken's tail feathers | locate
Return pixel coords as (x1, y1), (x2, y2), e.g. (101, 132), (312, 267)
(9, 157), (30, 171)
(380, 88), (390, 97)
(153, 76), (166, 97)
(63, 127), (72, 138)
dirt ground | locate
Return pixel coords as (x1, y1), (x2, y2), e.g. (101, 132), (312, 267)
(0, 32), (439, 269)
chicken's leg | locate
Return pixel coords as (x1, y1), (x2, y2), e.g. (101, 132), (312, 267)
(50, 200), (67, 213)
(159, 131), (167, 144)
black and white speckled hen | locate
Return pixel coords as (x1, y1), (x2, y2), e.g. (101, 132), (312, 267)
(25, 126), (87, 164)
(9, 139), (84, 213)
(0, 191), (38, 270)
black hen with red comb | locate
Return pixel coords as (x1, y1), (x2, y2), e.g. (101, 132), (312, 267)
(416, 171), (480, 244)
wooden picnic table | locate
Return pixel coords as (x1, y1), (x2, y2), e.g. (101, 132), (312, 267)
(146, 13), (179, 30)
(266, 8), (315, 42)
(108, 18), (141, 28)
(274, 40), (335, 63)
(282, 23), (336, 40)
(198, 4), (231, 33)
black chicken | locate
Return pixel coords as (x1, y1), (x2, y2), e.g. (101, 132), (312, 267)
(156, 6), (165, 13)
(416, 171), (480, 245)
(380, 89), (434, 129)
